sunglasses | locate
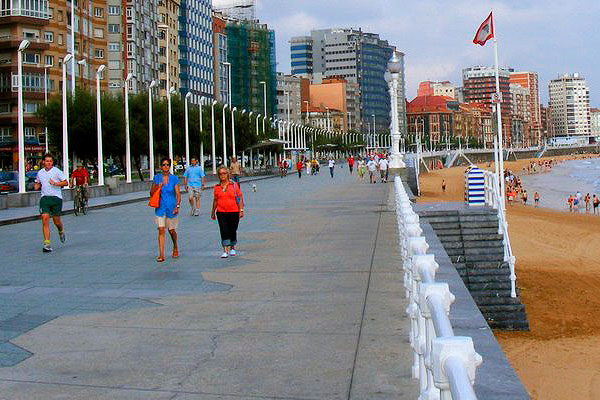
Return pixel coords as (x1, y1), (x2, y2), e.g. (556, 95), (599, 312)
(162, 163), (170, 167)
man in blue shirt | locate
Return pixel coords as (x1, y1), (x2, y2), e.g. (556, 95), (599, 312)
(183, 157), (206, 216)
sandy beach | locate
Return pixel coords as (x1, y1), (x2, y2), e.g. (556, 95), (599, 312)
(417, 155), (600, 400)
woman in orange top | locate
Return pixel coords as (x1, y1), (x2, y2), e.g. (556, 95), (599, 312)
(211, 166), (244, 258)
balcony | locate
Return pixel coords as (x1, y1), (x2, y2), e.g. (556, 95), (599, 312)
(0, 35), (49, 51)
(0, 1), (50, 24)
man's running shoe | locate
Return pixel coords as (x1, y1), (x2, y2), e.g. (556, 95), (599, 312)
(59, 231), (66, 243)
(220, 252), (229, 259)
(43, 243), (53, 253)
(229, 249), (237, 256)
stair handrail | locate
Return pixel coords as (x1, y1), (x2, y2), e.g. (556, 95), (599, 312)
(483, 170), (517, 298)
(395, 176), (483, 399)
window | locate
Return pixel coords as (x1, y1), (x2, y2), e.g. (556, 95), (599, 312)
(23, 103), (38, 113)
(108, 24), (120, 34)
(48, 7), (53, 19)
(94, 28), (104, 38)
(58, 34), (63, 45)
(24, 127), (35, 138)
(94, 7), (103, 17)
(44, 55), (53, 66)
(108, 5), (120, 15)
(57, 10), (63, 21)
(108, 42), (120, 52)
(23, 53), (40, 65)
(0, 104), (9, 113)
(94, 48), (104, 59)
(108, 60), (120, 70)
(0, 127), (11, 140)
(44, 31), (53, 42)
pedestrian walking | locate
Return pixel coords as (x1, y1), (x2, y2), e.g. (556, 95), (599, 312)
(441, 179), (446, 192)
(367, 157), (377, 184)
(585, 193), (591, 213)
(296, 159), (303, 179)
(229, 156), (241, 184)
(522, 190), (528, 205)
(534, 191), (540, 207)
(34, 153), (68, 253)
(211, 166), (244, 258)
(378, 156), (388, 183)
(328, 158), (335, 178)
(183, 157), (205, 216)
(347, 155), (354, 175)
(357, 159), (366, 180)
(151, 158), (181, 262)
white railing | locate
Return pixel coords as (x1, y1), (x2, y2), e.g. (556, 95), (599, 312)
(482, 171), (517, 298)
(395, 177), (482, 400)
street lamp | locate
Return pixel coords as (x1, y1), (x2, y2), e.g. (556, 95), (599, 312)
(303, 100), (309, 125)
(223, 61), (232, 106)
(77, 58), (86, 90)
(222, 103), (228, 166)
(62, 53), (73, 181)
(43, 63), (52, 153)
(168, 86), (176, 172)
(256, 114), (261, 137)
(158, 24), (173, 171)
(124, 72), (133, 183)
(17, 39), (29, 193)
(386, 52), (406, 169)
(199, 96), (205, 170)
(148, 80), (157, 177)
(96, 65), (106, 186)
(184, 91), (192, 167)
(262, 115), (267, 136)
(259, 81), (267, 117)
(211, 100), (218, 174)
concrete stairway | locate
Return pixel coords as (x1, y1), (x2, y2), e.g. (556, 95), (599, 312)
(418, 208), (529, 331)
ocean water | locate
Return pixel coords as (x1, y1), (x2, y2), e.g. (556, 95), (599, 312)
(519, 158), (600, 212)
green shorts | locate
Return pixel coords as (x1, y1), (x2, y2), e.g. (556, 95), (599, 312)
(40, 196), (63, 217)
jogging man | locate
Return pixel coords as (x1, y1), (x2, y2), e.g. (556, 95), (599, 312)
(183, 157), (205, 216)
(347, 156), (354, 175)
(35, 154), (68, 252)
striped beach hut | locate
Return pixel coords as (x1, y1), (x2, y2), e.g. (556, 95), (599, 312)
(465, 166), (485, 206)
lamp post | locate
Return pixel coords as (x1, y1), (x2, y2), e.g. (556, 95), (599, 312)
(62, 53), (73, 181)
(224, 61), (231, 106)
(199, 97), (205, 170)
(386, 52), (406, 169)
(303, 100), (309, 125)
(17, 39), (29, 193)
(124, 72), (133, 183)
(158, 24), (173, 171)
(263, 115), (267, 136)
(260, 80), (267, 117)
(77, 58), (86, 90)
(43, 63), (52, 153)
(256, 114), (261, 137)
(222, 103), (228, 166)
(230, 107), (237, 159)
(184, 92), (192, 167)
(96, 65), (106, 186)
(211, 100), (218, 174)
(148, 80), (157, 177)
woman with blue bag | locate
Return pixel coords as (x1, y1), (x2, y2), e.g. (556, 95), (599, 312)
(211, 165), (244, 258)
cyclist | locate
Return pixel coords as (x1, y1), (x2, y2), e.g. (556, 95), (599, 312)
(70, 163), (89, 207)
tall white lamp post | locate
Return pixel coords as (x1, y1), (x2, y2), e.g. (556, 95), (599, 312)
(222, 104), (228, 165)
(259, 81), (267, 117)
(43, 63), (52, 153)
(62, 53), (73, 181)
(211, 100), (218, 174)
(256, 114), (261, 137)
(124, 72), (133, 183)
(199, 97), (205, 170)
(148, 80), (157, 176)
(184, 91), (192, 167)
(386, 52), (406, 169)
(17, 39), (29, 193)
(158, 24), (173, 171)
(96, 65), (105, 186)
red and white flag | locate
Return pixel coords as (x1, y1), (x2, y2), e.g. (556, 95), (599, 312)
(473, 12), (494, 46)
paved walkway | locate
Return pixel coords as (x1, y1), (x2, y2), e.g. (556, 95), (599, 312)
(0, 168), (417, 399)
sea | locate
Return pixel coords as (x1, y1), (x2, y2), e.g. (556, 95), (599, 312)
(518, 157), (600, 211)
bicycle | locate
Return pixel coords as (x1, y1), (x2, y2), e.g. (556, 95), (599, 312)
(73, 185), (88, 216)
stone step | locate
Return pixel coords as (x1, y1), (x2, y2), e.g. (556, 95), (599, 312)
(462, 233), (504, 242)
(460, 228), (501, 235)
(479, 304), (526, 313)
(487, 318), (529, 331)
(460, 221), (499, 229)
(463, 247), (504, 256)
(484, 310), (529, 321)
(442, 241), (463, 249)
(470, 288), (514, 298)
(417, 210), (460, 218)
(421, 216), (461, 224)
(435, 229), (462, 236)
(446, 248), (465, 257)
(467, 281), (513, 291)
(458, 214), (499, 223)
(472, 294), (523, 305)
(463, 253), (505, 262)
(462, 240), (504, 249)
(457, 268), (510, 278)
(429, 222), (461, 230)
(463, 275), (511, 284)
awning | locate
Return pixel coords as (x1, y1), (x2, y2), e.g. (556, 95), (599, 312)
(245, 139), (291, 150)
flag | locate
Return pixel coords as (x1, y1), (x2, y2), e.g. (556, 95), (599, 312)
(473, 12), (494, 46)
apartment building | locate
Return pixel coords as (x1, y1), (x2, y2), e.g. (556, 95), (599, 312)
(548, 73), (591, 137)
(510, 83), (531, 147)
(510, 71), (541, 144)
(157, 0), (179, 98)
(417, 81), (456, 99)
(212, 11), (228, 104)
(276, 73), (302, 123)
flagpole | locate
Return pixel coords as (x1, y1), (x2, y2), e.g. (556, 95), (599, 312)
(493, 36), (506, 209)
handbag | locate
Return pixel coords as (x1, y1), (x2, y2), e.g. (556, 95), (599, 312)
(148, 184), (161, 208)
(233, 182), (241, 208)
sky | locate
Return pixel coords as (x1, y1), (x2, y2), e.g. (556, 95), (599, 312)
(239, 0), (600, 106)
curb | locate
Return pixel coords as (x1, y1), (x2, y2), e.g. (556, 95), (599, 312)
(0, 174), (279, 227)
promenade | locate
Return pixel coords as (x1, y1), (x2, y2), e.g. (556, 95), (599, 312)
(0, 169), (418, 399)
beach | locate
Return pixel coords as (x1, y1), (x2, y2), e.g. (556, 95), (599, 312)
(417, 155), (600, 400)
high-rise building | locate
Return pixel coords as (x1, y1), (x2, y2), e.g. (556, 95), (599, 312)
(548, 73), (591, 137)
(417, 81), (456, 99)
(509, 83), (530, 147)
(462, 65), (512, 143)
(510, 71), (541, 144)
(591, 108), (600, 137)
(212, 0), (255, 21)
(276, 73), (302, 123)
(158, 0), (180, 98)
(226, 19), (276, 116)
(178, 0), (213, 102)
(107, 0), (160, 94)
(308, 77), (349, 131)
(290, 29), (399, 133)
(212, 11), (229, 104)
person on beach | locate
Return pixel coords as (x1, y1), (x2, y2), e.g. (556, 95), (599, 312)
(576, 191), (582, 209)
(568, 195), (574, 212)
(35, 153), (68, 253)
(211, 166), (244, 259)
(442, 179), (446, 192)
(585, 193), (591, 213)
(534, 192), (540, 207)
(593, 195), (600, 215)
(522, 190), (528, 205)
(184, 157), (205, 216)
(151, 158), (181, 262)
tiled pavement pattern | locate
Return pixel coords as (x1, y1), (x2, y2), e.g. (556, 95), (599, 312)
(0, 168), (418, 399)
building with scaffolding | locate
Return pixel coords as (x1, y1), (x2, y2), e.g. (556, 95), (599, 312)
(212, 0), (255, 21)
(225, 18), (276, 118)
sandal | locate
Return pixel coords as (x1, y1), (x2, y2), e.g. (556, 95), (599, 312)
(156, 256), (165, 263)
(172, 249), (179, 259)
